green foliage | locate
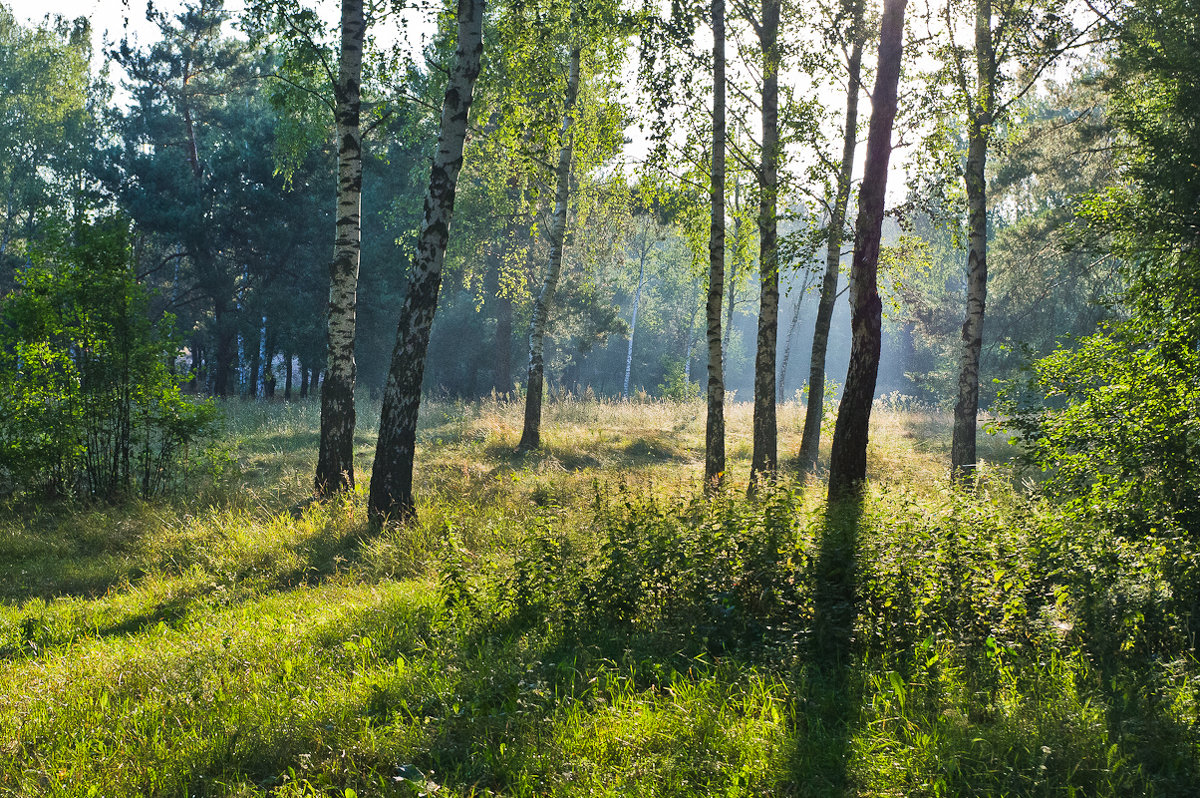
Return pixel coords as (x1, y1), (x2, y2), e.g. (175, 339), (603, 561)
(581, 485), (810, 656)
(798, 374), (841, 436)
(999, 0), (1200, 540)
(1095, 0), (1200, 301)
(999, 317), (1200, 536)
(657, 360), (700, 400)
(0, 4), (99, 274)
(0, 218), (216, 499)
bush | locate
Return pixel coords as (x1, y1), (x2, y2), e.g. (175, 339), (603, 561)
(998, 317), (1200, 535)
(0, 218), (217, 499)
(657, 359), (701, 401)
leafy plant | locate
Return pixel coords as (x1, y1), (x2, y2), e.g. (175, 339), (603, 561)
(998, 317), (1200, 536)
(0, 217), (217, 499)
(658, 359), (701, 401)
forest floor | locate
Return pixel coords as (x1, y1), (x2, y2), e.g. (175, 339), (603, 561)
(2, 396), (1198, 796)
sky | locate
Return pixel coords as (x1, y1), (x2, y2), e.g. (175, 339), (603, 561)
(7, 0), (241, 61)
(5, 0), (436, 100)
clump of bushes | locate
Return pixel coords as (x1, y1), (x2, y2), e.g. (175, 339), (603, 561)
(0, 217), (216, 500)
(1000, 318), (1200, 537)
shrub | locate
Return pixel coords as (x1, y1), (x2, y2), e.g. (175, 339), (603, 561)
(0, 217), (217, 499)
(998, 317), (1200, 536)
(657, 359), (701, 401)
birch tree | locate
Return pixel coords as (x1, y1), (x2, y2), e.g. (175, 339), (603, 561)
(936, 0), (1090, 483)
(511, 0), (629, 449)
(622, 214), (665, 399)
(747, 0), (783, 490)
(368, 0), (484, 522)
(518, 44), (581, 450)
(246, 0), (370, 491)
(316, 0), (366, 495)
(705, 0), (728, 485)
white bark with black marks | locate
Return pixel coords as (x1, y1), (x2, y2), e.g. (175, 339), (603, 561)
(951, 0), (994, 485)
(317, 0), (365, 495)
(749, 0), (782, 492)
(368, 0), (484, 523)
(623, 247), (647, 400)
(705, 0), (727, 487)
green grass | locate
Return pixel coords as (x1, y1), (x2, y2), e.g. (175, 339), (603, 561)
(1, 396), (1198, 796)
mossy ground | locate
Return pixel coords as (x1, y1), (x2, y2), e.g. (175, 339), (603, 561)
(2, 396), (1196, 796)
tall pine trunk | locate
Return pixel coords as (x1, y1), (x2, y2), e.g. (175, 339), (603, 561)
(212, 299), (236, 397)
(749, 0), (781, 490)
(799, 12), (864, 471)
(316, 0), (365, 495)
(247, 318), (262, 397)
(827, 0), (906, 500)
(264, 322), (277, 398)
(518, 45), (582, 451)
(284, 350), (293, 399)
(951, 0), (994, 484)
(367, 0), (484, 523)
(705, 0), (727, 486)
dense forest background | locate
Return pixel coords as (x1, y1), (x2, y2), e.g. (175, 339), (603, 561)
(0, 0), (1117, 410)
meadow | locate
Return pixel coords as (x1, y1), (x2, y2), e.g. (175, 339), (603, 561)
(2, 396), (1198, 796)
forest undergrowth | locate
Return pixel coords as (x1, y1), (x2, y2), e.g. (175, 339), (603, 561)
(1, 396), (1198, 796)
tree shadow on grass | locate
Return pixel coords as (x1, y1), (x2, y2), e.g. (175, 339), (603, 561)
(785, 495), (865, 796)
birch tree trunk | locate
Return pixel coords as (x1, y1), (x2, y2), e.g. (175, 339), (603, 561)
(749, 0), (781, 491)
(705, 0), (727, 486)
(723, 178), (742, 355)
(799, 13), (864, 471)
(827, 0), (906, 500)
(368, 0), (484, 522)
(316, 0), (365, 495)
(951, 0), (994, 485)
(518, 45), (582, 451)
(623, 247), (647, 399)
(777, 292), (803, 402)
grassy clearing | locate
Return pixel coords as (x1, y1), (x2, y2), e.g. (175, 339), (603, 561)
(2, 396), (1197, 796)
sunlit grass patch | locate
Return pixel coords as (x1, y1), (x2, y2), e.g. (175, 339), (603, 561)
(533, 664), (790, 797)
(850, 646), (1133, 796)
(0, 581), (443, 796)
(1, 398), (1198, 796)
